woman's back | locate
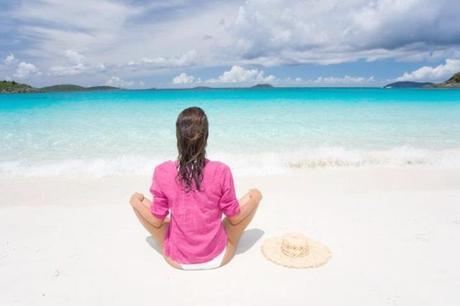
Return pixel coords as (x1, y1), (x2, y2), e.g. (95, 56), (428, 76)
(150, 158), (240, 264)
(130, 106), (261, 269)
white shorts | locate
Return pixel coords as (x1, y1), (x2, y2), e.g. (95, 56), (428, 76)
(180, 246), (227, 271)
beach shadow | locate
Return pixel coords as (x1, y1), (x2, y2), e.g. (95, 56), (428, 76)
(145, 236), (162, 255)
(145, 228), (264, 255)
(235, 228), (265, 255)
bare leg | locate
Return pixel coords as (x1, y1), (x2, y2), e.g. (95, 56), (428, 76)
(131, 198), (182, 269)
(221, 188), (262, 266)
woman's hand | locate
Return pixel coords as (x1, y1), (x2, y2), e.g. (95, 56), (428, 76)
(129, 192), (145, 207)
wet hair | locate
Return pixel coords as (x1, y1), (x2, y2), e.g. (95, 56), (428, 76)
(175, 107), (209, 192)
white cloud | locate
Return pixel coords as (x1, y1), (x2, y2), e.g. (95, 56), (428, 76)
(105, 76), (134, 88)
(4, 54), (16, 65)
(172, 72), (199, 84)
(50, 64), (85, 76)
(208, 65), (276, 83)
(9, 0), (234, 74)
(226, 0), (460, 65)
(65, 49), (86, 64)
(3, 0), (460, 85)
(396, 59), (460, 81)
(13, 62), (41, 79)
(49, 49), (105, 76)
(13, 0), (141, 33)
(141, 50), (197, 68)
(310, 75), (375, 85)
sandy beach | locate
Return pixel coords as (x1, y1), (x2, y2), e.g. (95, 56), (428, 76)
(1, 167), (460, 306)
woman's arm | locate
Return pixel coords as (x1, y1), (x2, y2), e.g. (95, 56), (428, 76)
(226, 188), (262, 225)
(129, 193), (166, 228)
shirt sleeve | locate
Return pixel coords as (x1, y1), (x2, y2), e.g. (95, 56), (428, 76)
(149, 166), (169, 219)
(219, 165), (241, 217)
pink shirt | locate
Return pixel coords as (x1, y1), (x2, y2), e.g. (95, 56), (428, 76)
(149, 158), (241, 264)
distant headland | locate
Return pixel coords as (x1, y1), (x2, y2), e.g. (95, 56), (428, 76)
(384, 72), (460, 88)
(0, 81), (120, 94)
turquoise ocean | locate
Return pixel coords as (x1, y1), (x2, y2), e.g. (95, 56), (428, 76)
(1, 88), (460, 177)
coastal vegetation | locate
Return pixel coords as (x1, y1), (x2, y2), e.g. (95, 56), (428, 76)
(0, 81), (119, 93)
(433, 72), (460, 88)
(384, 72), (460, 88)
(0, 80), (37, 93)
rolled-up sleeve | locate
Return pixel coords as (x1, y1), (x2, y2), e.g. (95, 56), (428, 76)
(219, 165), (241, 217)
(149, 166), (169, 219)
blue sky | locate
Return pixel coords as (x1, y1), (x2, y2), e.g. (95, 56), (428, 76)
(1, 0), (460, 88)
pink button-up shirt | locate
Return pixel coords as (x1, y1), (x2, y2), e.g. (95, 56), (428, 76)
(149, 158), (241, 264)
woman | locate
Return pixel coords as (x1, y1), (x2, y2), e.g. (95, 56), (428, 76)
(129, 107), (262, 270)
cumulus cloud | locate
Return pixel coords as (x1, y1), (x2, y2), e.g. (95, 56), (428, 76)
(396, 59), (460, 81)
(105, 76), (134, 88)
(49, 49), (105, 76)
(1, 53), (40, 80)
(226, 0), (460, 65)
(13, 62), (41, 79)
(65, 49), (86, 64)
(4, 54), (16, 65)
(3, 0), (460, 85)
(172, 72), (200, 84)
(208, 65), (276, 83)
(8, 0), (230, 74)
(141, 50), (197, 68)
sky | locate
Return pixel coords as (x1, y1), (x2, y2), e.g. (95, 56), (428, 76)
(0, 0), (460, 88)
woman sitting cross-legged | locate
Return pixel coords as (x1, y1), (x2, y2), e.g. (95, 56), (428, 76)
(129, 106), (262, 270)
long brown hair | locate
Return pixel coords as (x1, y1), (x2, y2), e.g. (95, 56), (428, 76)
(175, 107), (209, 192)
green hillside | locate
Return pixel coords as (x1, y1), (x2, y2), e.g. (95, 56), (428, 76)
(384, 72), (460, 89)
(40, 84), (119, 92)
(0, 80), (37, 93)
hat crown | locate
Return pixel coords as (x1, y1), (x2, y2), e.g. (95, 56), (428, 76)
(281, 233), (309, 258)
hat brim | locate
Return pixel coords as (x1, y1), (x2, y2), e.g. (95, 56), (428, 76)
(261, 236), (332, 268)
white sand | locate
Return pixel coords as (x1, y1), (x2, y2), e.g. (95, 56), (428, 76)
(1, 167), (460, 306)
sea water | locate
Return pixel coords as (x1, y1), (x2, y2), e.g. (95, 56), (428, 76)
(1, 88), (460, 177)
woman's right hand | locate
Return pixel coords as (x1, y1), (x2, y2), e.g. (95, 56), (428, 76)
(129, 192), (144, 207)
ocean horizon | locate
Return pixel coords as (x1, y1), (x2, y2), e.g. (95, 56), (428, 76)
(1, 87), (460, 177)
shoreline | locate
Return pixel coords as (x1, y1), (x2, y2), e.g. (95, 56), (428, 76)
(2, 166), (460, 208)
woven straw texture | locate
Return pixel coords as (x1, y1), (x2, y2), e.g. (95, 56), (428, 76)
(261, 233), (332, 268)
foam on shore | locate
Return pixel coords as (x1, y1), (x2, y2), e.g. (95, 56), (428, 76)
(1, 146), (460, 178)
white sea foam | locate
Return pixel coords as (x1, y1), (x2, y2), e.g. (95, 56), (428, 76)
(1, 147), (460, 178)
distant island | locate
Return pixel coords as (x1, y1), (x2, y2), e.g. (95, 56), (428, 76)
(384, 72), (460, 88)
(0, 81), (276, 93)
(383, 81), (434, 88)
(250, 83), (274, 89)
(0, 81), (36, 93)
(40, 84), (119, 92)
(0, 81), (119, 94)
(2, 73), (459, 93)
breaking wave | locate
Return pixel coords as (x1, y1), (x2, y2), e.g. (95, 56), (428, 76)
(1, 146), (460, 178)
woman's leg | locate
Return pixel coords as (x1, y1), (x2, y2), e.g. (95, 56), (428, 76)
(131, 198), (182, 269)
(221, 188), (262, 266)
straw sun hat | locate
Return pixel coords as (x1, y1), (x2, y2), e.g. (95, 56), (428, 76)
(261, 233), (332, 268)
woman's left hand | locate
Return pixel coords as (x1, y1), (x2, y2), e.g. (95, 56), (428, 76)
(129, 192), (144, 206)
